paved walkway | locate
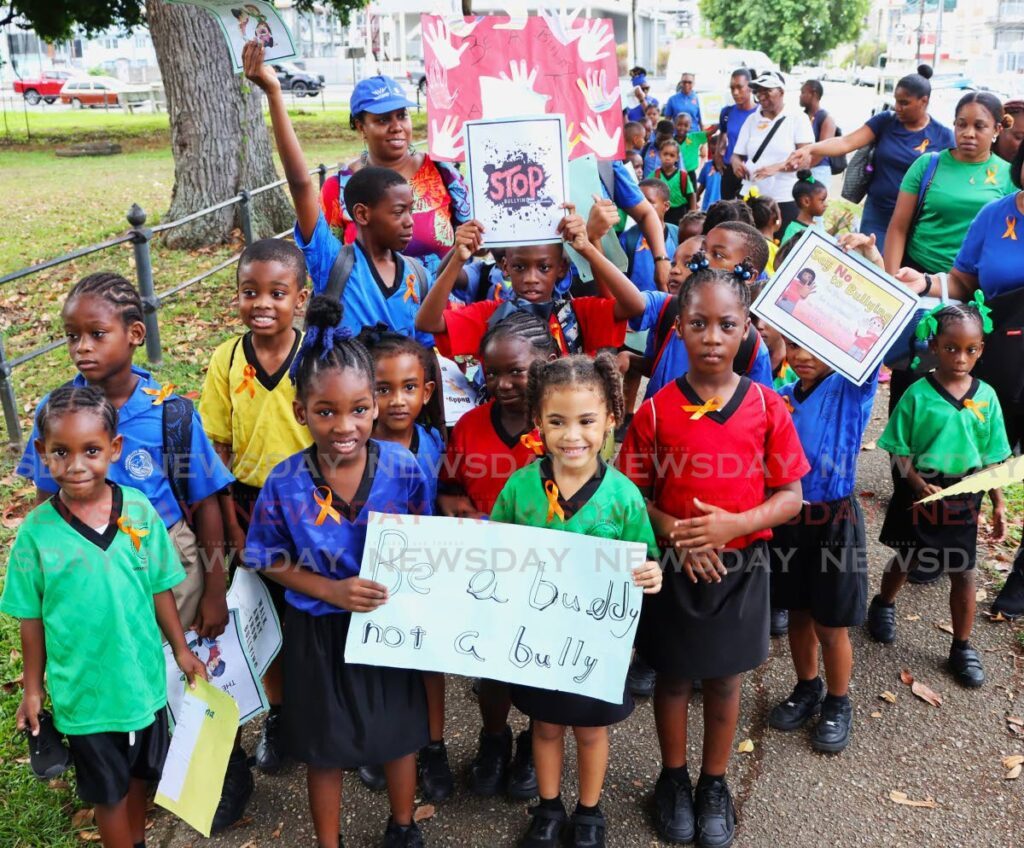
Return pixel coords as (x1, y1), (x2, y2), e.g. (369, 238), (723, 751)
(150, 386), (1024, 847)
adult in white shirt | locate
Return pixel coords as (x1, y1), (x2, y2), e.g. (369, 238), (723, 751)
(731, 71), (813, 239)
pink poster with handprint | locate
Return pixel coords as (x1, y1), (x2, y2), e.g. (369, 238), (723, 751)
(421, 13), (624, 162)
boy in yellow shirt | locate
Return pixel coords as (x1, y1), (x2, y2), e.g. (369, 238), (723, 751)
(200, 237), (311, 774)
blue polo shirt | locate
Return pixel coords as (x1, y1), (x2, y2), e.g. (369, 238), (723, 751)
(631, 291), (773, 398)
(294, 213), (434, 347)
(777, 369), (878, 502)
(412, 423), (445, 506)
(699, 162), (722, 210)
(954, 193), (1024, 298)
(620, 224), (679, 293)
(663, 91), (702, 127)
(18, 367), (233, 528)
(599, 159), (645, 211)
(642, 143), (662, 179)
(626, 96), (659, 123)
(245, 440), (431, 616)
(718, 103), (758, 161)
(864, 111), (955, 217)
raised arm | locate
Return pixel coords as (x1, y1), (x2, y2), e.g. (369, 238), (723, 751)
(624, 197), (670, 291)
(415, 221), (484, 333)
(882, 190), (918, 275)
(785, 123), (876, 172)
(242, 40), (319, 241)
(559, 209), (645, 320)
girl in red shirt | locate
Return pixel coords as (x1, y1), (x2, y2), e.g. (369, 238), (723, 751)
(618, 267), (807, 848)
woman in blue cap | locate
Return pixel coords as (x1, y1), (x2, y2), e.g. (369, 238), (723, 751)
(626, 66), (659, 123)
(320, 74), (470, 271)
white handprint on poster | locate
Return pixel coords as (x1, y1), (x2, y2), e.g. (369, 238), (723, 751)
(421, 13), (623, 162)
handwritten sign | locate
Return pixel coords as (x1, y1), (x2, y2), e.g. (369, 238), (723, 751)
(225, 566), (282, 677)
(421, 13), (624, 162)
(166, 0), (296, 71)
(465, 116), (568, 247)
(752, 227), (919, 385)
(344, 513), (647, 704)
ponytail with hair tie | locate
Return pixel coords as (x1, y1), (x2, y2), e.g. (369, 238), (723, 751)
(732, 259), (756, 282)
(686, 250), (710, 272)
(970, 290), (994, 332)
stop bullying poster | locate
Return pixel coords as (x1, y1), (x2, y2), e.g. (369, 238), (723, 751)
(421, 12), (625, 163)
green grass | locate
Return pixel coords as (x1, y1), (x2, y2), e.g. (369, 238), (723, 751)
(0, 110), (427, 844)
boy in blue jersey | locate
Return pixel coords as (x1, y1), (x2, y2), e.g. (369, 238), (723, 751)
(243, 41), (433, 345)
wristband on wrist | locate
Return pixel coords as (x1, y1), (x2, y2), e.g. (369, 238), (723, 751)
(922, 274), (932, 296)
(654, 256), (670, 263)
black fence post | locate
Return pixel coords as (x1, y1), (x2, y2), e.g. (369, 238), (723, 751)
(127, 204), (162, 365)
(317, 163), (327, 189)
(0, 334), (21, 447)
(239, 190), (253, 245)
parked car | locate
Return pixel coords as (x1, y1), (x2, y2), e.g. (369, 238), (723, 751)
(271, 63), (324, 96)
(59, 76), (151, 109)
(405, 60), (427, 97)
(854, 67), (880, 87)
(13, 70), (71, 105)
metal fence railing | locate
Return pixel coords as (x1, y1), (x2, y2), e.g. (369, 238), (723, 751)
(0, 163), (338, 447)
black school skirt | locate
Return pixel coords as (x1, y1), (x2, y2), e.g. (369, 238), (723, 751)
(637, 541), (770, 680)
(281, 606), (428, 769)
(880, 473), (982, 573)
(511, 681), (633, 728)
(770, 496), (868, 627)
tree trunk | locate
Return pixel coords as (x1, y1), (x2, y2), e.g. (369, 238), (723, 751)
(461, 0), (473, 15)
(147, 0), (292, 249)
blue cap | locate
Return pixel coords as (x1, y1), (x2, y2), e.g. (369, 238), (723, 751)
(350, 75), (416, 115)
(631, 73), (648, 87)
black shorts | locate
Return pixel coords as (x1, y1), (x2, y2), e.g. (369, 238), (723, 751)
(231, 483), (286, 618)
(880, 473), (981, 573)
(281, 606), (428, 769)
(67, 709), (169, 805)
(770, 496), (868, 627)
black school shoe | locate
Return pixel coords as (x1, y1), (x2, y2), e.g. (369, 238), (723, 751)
(507, 727), (538, 799)
(253, 706), (285, 774)
(767, 678), (825, 731)
(418, 741), (454, 802)
(358, 764), (388, 791)
(769, 608), (789, 637)
(383, 818), (424, 848)
(211, 747), (254, 833)
(653, 769), (695, 844)
(567, 808), (606, 848)
(948, 644), (986, 688)
(519, 801), (568, 848)
(694, 776), (735, 848)
(811, 697), (853, 753)
(24, 710), (71, 781)
(992, 558), (1024, 620)
(468, 725), (512, 796)
(866, 595), (897, 643)
(627, 655), (657, 698)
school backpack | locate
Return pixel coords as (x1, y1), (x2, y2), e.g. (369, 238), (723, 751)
(323, 244), (430, 315)
(650, 296), (762, 380)
(972, 286), (1024, 405)
(59, 380), (194, 521)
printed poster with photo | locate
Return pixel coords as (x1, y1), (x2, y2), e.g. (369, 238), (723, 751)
(166, 0), (296, 71)
(420, 13), (624, 162)
(464, 115), (569, 247)
(751, 227), (919, 386)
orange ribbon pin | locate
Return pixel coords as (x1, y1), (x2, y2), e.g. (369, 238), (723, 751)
(985, 167), (998, 185)
(313, 486), (341, 526)
(963, 399), (988, 422)
(1003, 216), (1018, 240)
(520, 432), (545, 456)
(142, 383), (175, 406)
(234, 364), (257, 399)
(544, 480), (565, 523)
(783, 395), (795, 414)
(913, 139), (930, 153)
(682, 396), (723, 420)
(403, 273), (419, 303)
(117, 517), (149, 552)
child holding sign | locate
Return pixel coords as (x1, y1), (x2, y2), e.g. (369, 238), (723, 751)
(491, 354), (662, 848)
(618, 268), (807, 848)
(3, 386), (206, 848)
(868, 299), (1010, 688)
(244, 296), (432, 848)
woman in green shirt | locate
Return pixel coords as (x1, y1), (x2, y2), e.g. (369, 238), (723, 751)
(883, 92), (1015, 275)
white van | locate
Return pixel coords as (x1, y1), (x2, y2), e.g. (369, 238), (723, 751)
(661, 46), (781, 119)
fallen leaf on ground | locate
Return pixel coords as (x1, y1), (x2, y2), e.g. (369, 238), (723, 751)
(859, 491), (876, 498)
(71, 809), (94, 828)
(2, 673), (24, 693)
(77, 832), (103, 843)
(900, 669), (914, 685)
(976, 588), (987, 603)
(911, 680), (943, 708)
(1006, 715), (1023, 727)
(879, 691), (897, 704)
(990, 612), (1008, 622)
(1, 503), (24, 530)
(48, 777), (70, 790)
(736, 739), (754, 753)
(1006, 764), (1022, 780)
(271, 821), (283, 838)
(905, 614), (921, 621)
(237, 841), (256, 848)
(1002, 755), (1024, 769)
(870, 711), (883, 718)
(414, 804), (436, 822)
(862, 440), (877, 451)
(936, 622), (955, 635)
(631, 779), (643, 788)
(889, 790), (937, 809)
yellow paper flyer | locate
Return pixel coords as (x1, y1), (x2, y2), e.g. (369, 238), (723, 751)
(155, 677), (240, 837)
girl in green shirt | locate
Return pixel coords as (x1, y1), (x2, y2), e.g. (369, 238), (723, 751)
(869, 299), (1011, 688)
(780, 170), (828, 245)
(3, 385), (204, 845)
(491, 353), (662, 848)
